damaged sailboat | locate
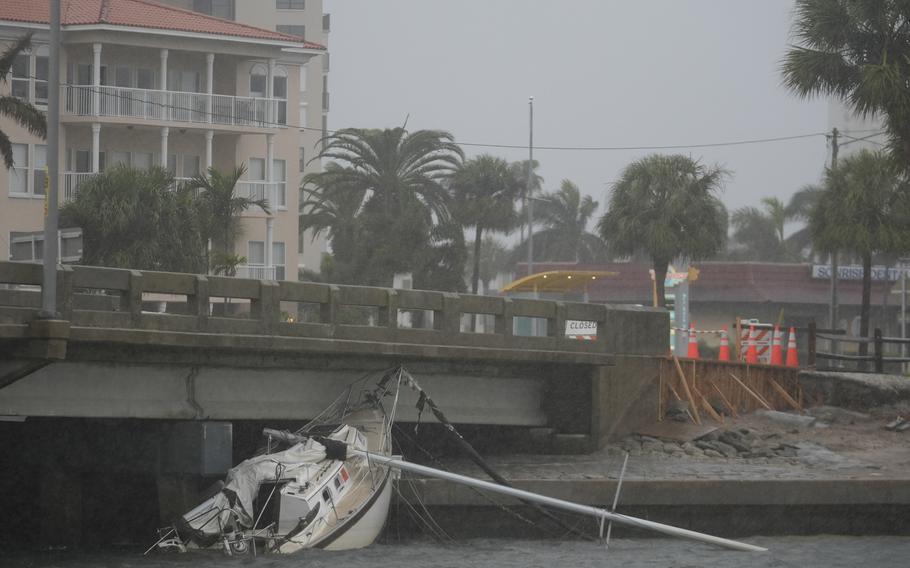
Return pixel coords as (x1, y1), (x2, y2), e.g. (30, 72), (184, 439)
(152, 367), (765, 556)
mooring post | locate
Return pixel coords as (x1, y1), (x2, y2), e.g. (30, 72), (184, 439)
(874, 328), (884, 373)
(808, 321), (817, 369)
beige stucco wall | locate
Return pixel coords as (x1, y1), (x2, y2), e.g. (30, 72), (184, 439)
(0, 17), (326, 277)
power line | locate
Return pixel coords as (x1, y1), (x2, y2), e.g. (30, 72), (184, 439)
(25, 81), (886, 152)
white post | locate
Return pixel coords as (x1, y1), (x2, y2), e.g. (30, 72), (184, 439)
(159, 49), (168, 120)
(160, 127), (169, 169)
(91, 123), (101, 173)
(204, 130), (214, 172)
(159, 49), (169, 89)
(40, 0), (62, 318)
(266, 133), (275, 204)
(265, 218), (274, 278)
(267, 59), (276, 123)
(92, 43), (102, 117)
(205, 53), (214, 124)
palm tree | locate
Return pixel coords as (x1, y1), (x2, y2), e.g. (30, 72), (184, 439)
(450, 154), (520, 294)
(810, 150), (910, 356)
(598, 154), (729, 307)
(518, 179), (610, 263)
(728, 197), (805, 261)
(304, 127), (463, 286)
(466, 235), (510, 294)
(299, 163), (367, 264)
(781, 1), (910, 165)
(1, 34), (47, 168)
(309, 127), (463, 221)
(60, 165), (206, 272)
(187, 165), (270, 264)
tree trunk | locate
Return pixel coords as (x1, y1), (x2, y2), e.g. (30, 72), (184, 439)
(471, 225), (483, 295)
(653, 258), (669, 309)
(859, 252), (872, 362)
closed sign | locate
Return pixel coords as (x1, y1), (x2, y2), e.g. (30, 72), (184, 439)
(565, 320), (597, 340)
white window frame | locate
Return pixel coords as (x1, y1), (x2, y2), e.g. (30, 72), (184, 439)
(272, 241), (286, 280)
(9, 143), (47, 198)
(11, 47), (48, 106)
(273, 158), (287, 210)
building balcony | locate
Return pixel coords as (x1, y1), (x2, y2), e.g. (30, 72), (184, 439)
(62, 85), (285, 130)
(234, 264), (277, 280)
(234, 180), (286, 211)
(63, 172), (197, 202)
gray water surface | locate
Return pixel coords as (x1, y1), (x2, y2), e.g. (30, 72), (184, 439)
(4, 537), (910, 568)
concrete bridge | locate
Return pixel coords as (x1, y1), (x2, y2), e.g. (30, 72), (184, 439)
(0, 260), (667, 448)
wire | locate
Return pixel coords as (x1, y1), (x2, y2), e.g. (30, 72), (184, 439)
(28, 81), (855, 153)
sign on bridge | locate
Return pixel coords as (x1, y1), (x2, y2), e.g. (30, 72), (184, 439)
(565, 320), (597, 341)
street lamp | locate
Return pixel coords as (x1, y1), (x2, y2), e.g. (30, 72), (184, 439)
(526, 96), (533, 277)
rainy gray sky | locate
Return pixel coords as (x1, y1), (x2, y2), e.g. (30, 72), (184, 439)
(323, 0), (829, 215)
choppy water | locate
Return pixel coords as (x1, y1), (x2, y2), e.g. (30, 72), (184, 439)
(4, 536), (910, 568)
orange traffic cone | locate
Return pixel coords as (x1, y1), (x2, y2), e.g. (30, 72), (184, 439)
(785, 327), (799, 368)
(745, 325), (758, 364)
(686, 323), (699, 359)
(718, 325), (731, 361)
(770, 325), (783, 366)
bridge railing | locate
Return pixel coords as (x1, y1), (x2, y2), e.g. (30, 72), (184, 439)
(0, 261), (666, 354)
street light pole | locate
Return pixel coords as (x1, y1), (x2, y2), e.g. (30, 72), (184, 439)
(526, 96), (534, 277)
(40, 0), (61, 318)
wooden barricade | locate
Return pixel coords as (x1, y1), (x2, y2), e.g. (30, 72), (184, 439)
(658, 357), (802, 423)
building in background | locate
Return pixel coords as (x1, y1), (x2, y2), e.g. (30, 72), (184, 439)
(160, 0), (331, 274)
(0, 0), (328, 280)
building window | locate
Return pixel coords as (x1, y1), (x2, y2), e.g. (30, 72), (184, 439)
(298, 147), (306, 172)
(323, 13), (331, 32)
(11, 53), (29, 100)
(33, 145), (47, 196)
(273, 159), (287, 208)
(277, 25), (306, 39)
(8, 143), (46, 196)
(183, 155), (201, 179)
(35, 47), (49, 105)
(273, 67), (288, 125)
(10, 144), (29, 194)
(249, 64), (267, 98)
(248, 241), (265, 266)
(9, 230), (82, 262)
(277, 0), (305, 9)
(273, 242), (286, 280)
(193, 0), (235, 20)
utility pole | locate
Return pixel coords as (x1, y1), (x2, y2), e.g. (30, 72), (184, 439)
(40, 0), (61, 319)
(828, 128), (839, 332)
(526, 96), (534, 277)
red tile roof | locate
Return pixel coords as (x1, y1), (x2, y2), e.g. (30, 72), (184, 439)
(0, 0), (325, 48)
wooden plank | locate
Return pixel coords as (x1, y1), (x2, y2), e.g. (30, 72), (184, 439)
(658, 370), (664, 421)
(768, 378), (801, 411)
(673, 356), (701, 425)
(709, 381), (738, 418)
(691, 382), (723, 424)
(729, 372), (772, 411)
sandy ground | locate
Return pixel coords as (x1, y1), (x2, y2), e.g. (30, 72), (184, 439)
(437, 403), (910, 482)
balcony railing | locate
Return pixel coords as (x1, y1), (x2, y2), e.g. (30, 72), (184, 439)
(65, 173), (199, 202)
(63, 172), (94, 202)
(62, 85), (283, 128)
(234, 181), (285, 210)
(234, 264), (277, 280)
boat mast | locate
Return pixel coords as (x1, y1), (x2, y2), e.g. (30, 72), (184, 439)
(352, 450), (766, 553)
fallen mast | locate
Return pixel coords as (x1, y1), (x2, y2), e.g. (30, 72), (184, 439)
(354, 449), (767, 553)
